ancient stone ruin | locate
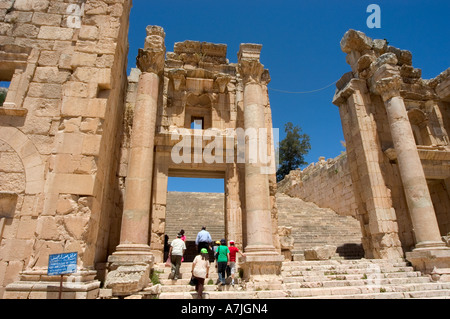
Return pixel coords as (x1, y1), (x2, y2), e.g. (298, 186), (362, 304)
(332, 29), (450, 272)
(0, 1), (449, 299)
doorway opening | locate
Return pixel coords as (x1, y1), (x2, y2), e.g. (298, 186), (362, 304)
(427, 178), (450, 236)
(165, 175), (225, 262)
(0, 81), (10, 106)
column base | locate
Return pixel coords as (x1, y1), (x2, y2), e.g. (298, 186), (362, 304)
(239, 251), (284, 289)
(406, 247), (450, 281)
(105, 244), (154, 296)
(4, 269), (100, 299)
(107, 244), (155, 264)
(414, 240), (447, 250)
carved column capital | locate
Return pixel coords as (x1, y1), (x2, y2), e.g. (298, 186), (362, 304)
(369, 53), (402, 101)
(238, 59), (264, 85)
(372, 75), (402, 101)
(238, 43), (265, 85)
(136, 25), (166, 74)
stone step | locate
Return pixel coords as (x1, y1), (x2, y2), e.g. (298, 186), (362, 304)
(282, 259), (407, 266)
(159, 275), (221, 285)
(274, 282), (450, 298)
(293, 286), (450, 299)
(158, 275), (434, 294)
(282, 272), (423, 284)
(160, 282), (242, 293)
(282, 268), (419, 277)
(281, 263), (412, 271)
(284, 276), (432, 289)
(153, 259), (450, 299)
(158, 283), (450, 300)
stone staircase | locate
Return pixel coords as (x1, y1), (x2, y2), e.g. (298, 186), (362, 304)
(146, 259), (450, 299)
(165, 192), (365, 261)
(150, 191), (450, 299)
(276, 193), (364, 259)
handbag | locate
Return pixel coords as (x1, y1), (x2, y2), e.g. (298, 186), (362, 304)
(165, 257), (171, 267)
(189, 276), (198, 286)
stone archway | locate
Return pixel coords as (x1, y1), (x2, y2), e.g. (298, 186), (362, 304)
(0, 126), (45, 195)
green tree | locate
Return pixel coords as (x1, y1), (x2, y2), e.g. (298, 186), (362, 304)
(276, 122), (311, 182)
(0, 89), (6, 106)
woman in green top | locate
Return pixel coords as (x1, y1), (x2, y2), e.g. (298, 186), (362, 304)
(216, 239), (230, 285)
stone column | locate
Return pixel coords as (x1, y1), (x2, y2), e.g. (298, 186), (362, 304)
(371, 61), (445, 251)
(149, 147), (170, 263)
(237, 44), (283, 282)
(105, 26), (165, 296)
(225, 163), (243, 249)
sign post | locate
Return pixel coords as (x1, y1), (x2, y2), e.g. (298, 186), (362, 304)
(47, 252), (78, 299)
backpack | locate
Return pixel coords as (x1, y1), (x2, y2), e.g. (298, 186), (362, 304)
(214, 246), (219, 260)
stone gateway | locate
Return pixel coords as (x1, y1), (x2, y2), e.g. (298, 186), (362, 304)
(0, 1), (449, 299)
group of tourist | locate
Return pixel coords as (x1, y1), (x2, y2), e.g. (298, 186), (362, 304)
(165, 226), (245, 299)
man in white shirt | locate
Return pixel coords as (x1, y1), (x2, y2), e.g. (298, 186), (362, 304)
(169, 233), (186, 280)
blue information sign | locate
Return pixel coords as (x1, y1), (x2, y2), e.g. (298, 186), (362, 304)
(47, 252), (78, 276)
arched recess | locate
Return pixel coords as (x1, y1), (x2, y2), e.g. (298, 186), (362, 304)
(408, 108), (433, 146)
(0, 126), (45, 195)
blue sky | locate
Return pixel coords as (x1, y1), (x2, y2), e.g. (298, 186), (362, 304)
(126, 0), (450, 193)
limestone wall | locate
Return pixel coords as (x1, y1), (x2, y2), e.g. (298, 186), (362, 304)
(278, 154), (358, 217)
(0, 0), (132, 298)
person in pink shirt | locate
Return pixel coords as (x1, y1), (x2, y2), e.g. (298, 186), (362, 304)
(180, 229), (186, 262)
(228, 240), (245, 286)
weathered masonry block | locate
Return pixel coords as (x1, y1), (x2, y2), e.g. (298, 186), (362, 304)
(0, 0), (132, 299)
(0, 1), (283, 297)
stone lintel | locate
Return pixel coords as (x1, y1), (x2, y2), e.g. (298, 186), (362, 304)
(174, 40), (227, 57)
